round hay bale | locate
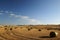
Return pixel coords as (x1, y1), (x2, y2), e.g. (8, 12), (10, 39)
(10, 28), (12, 30)
(28, 28), (31, 31)
(5, 28), (7, 30)
(50, 31), (58, 38)
(28, 27), (32, 31)
(38, 29), (41, 31)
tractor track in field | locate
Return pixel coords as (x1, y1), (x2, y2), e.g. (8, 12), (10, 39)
(0, 27), (59, 40)
(0, 28), (21, 40)
(0, 35), (6, 40)
(10, 28), (60, 40)
(10, 29), (42, 40)
(6, 27), (41, 40)
(0, 28), (40, 40)
(0, 31), (17, 40)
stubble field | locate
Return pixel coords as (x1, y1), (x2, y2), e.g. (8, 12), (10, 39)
(0, 25), (60, 40)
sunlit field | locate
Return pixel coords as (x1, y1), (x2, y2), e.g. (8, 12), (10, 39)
(0, 25), (60, 40)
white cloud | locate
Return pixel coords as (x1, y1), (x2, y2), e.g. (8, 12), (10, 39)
(5, 11), (9, 13)
(10, 13), (15, 16)
(0, 10), (41, 24)
(0, 10), (42, 24)
(10, 13), (41, 24)
(10, 13), (29, 19)
(27, 19), (36, 22)
(0, 13), (3, 15)
(20, 16), (29, 19)
(10, 13), (21, 18)
(0, 10), (4, 13)
(28, 19), (41, 24)
(0, 10), (13, 14)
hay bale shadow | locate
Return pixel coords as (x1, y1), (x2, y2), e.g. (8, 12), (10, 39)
(39, 31), (58, 38)
(5, 28), (7, 30)
(39, 36), (50, 38)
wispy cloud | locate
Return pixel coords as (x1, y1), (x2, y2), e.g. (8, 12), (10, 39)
(10, 13), (29, 19)
(5, 11), (9, 13)
(10, 13), (15, 16)
(0, 10), (4, 13)
(0, 13), (3, 15)
(10, 13), (41, 24)
(0, 10), (41, 24)
(0, 10), (13, 14)
(20, 16), (29, 19)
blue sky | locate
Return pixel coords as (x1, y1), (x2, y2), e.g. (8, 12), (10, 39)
(0, 0), (60, 25)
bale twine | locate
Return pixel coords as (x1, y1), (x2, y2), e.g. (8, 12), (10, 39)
(50, 31), (58, 38)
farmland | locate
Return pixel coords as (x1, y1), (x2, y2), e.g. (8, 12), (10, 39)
(0, 25), (60, 40)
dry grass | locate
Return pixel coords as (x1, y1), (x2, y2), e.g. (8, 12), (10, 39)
(0, 25), (60, 40)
